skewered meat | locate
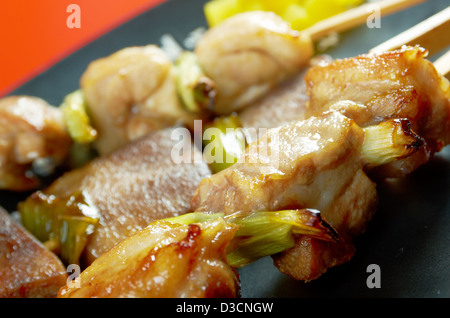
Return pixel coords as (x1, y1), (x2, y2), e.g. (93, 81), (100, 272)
(195, 0), (421, 117)
(274, 46), (450, 279)
(191, 111), (422, 280)
(81, 45), (196, 155)
(0, 206), (67, 297)
(304, 46), (450, 177)
(58, 218), (240, 298)
(195, 11), (313, 115)
(0, 96), (71, 191)
(193, 112), (373, 231)
(225, 47), (449, 179)
(57, 206), (337, 297)
(19, 127), (211, 266)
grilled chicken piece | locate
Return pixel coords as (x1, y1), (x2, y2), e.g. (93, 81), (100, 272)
(192, 112), (376, 280)
(191, 111), (422, 280)
(0, 206), (67, 297)
(0, 96), (71, 191)
(239, 47), (450, 176)
(195, 11), (313, 115)
(58, 218), (240, 298)
(57, 208), (338, 297)
(81, 45), (196, 155)
(192, 111), (377, 235)
(305, 46), (450, 177)
(19, 127), (211, 266)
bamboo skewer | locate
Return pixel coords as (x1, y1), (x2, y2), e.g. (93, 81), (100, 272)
(370, 6), (450, 56)
(303, 0), (426, 41)
(433, 50), (450, 80)
(366, 5), (450, 78)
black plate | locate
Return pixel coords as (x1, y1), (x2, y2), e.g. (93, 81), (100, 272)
(3, 0), (450, 298)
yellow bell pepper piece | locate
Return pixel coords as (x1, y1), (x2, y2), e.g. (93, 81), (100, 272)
(204, 0), (364, 30)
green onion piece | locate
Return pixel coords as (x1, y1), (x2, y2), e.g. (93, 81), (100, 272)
(60, 89), (98, 144)
(227, 222), (294, 268)
(225, 209), (337, 268)
(175, 51), (216, 113)
(166, 209), (337, 268)
(202, 114), (247, 173)
(361, 118), (423, 167)
(18, 190), (99, 265)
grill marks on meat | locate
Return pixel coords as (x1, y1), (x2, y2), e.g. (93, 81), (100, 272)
(58, 219), (240, 298)
(305, 46), (450, 177)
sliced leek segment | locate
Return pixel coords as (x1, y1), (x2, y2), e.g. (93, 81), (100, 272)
(202, 114), (247, 173)
(362, 118), (424, 167)
(18, 190), (99, 266)
(60, 89), (97, 144)
(166, 209), (337, 268)
(175, 51), (216, 113)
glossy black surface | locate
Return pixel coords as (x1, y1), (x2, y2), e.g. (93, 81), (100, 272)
(3, 0), (450, 297)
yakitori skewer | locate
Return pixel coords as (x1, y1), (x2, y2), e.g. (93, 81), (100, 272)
(370, 6), (450, 56)
(7, 1), (444, 299)
(195, 0), (426, 115)
(268, 9), (450, 280)
(57, 17), (450, 297)
(201, 2), (445, 172)
(369, 5), (450, 79)
(196, 8), (450, 280)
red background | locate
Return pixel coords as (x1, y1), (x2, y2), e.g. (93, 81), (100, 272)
(0, 0), (167, 97)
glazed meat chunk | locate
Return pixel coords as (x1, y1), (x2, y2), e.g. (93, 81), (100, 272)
(19, 127), (211, 266)
(304, 46), (450, 177)
(58, 218), (240, 298)
(0, 207), (67, 297)
(0, 96), (71, 191)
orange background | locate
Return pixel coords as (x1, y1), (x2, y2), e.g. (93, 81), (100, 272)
(0, 0), (167, 97)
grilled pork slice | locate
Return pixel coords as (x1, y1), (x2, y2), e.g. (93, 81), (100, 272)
(57, 208), (337, 297)
(0, 96), (71, 191)
(19, 127), (211, 267)
(305, 46), (450, 177)
(191, 111), (422, 280)
(192, 111), (378, 235)
(0, 206), (67, 298)
(58, 218), (240, 298)
(192, 112), (374, 280)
